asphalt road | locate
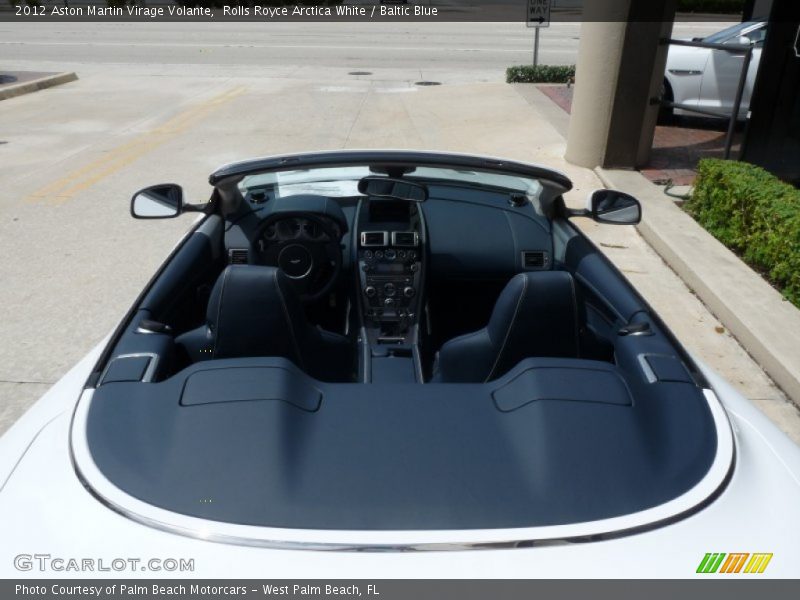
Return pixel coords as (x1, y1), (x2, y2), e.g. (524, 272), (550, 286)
(1, 21), (728, 77)
(7, 20), (794, 442)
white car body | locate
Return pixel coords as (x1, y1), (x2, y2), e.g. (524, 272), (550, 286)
(1, 338), (799, 578)
(2, 152), (799, 578)
(664, 21), (766, 119)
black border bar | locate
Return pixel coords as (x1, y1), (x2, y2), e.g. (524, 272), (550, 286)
(4, 580), (800, 600)
(1, 1), (760, 24)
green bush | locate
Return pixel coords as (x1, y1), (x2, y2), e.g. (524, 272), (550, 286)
(676, 0), (745, 13)
(685, 159), (800, 308)
(506, 65), (576, 84)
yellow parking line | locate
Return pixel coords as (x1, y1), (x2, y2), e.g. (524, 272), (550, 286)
(26, 86), (246, 205)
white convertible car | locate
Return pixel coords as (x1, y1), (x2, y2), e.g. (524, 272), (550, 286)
(664, 20), (766, 119)
(1, 151), (799, 578)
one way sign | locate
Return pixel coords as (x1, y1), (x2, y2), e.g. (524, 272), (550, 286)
(527, 0), (551, 28)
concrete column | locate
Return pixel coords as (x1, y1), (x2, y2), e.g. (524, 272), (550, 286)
(744, 0), (774, 20)
(565, 0), (676, 169)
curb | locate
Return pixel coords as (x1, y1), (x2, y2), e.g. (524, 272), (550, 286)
(0, 72), (78, 101)
(595, 167), (800, 407)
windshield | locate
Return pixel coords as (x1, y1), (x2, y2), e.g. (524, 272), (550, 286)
(238, 165), (544, 201)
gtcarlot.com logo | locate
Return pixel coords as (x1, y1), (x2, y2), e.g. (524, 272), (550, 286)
(14, 553), (195, 573)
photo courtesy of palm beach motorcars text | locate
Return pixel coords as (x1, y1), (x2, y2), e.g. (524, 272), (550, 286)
(14, 584), (378, 597)
(2, 0), (800, 597)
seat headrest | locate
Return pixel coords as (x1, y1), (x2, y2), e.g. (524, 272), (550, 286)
(207, 265), (306, 365)
(485, 271), (581, 378)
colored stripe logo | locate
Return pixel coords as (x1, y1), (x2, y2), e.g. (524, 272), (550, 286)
(696, 553), (773, 574)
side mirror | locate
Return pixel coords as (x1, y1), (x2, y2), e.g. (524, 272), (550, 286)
(131, 184), (183, 219)
(735, 35), (753, 46)
(587, 189), (641, 225)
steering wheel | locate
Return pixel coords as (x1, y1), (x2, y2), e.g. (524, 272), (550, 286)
(254, 213), (342, 304)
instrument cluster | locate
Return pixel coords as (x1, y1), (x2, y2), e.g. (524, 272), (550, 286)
(260, 217), (339, 243)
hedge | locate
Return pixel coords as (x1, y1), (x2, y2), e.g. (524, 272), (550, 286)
(685, 159), (800, 308)
(677, 0), (746, 13)
(506, 65), (576, 84)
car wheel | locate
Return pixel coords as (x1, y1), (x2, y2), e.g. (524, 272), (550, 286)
(658, 80), (674, 124)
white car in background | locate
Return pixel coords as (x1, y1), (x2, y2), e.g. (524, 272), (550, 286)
(663, 21), (766, 119)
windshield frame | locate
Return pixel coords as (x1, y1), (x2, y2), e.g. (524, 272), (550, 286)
(237, 164), (546, 202)
(211, 150), (572, 193)
(213, 150), (572, 218)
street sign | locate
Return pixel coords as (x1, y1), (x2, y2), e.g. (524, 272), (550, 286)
(527, 0), (551, 28)
(526, 0), (550, 66)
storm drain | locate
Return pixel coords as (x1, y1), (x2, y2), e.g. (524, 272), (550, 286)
(415, 81), (441, 86)
(348, 71), (373, 76)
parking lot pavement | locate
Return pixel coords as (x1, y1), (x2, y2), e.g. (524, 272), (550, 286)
(3, 21), (794, 444)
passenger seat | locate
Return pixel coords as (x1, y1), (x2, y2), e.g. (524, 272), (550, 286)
(432, 271), (581, 383)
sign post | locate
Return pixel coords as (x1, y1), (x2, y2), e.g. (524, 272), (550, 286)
(526, 0), (551, 67)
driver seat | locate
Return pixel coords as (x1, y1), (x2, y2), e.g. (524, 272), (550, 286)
(176, 265), (355, 382)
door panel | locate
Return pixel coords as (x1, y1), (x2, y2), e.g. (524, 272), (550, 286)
(698, 25), (765, 116)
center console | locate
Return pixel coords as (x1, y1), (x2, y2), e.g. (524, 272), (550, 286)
(359, 230), (422, 334)
(355, 199), (426, 382)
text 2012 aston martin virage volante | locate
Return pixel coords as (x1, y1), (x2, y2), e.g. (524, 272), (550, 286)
(1, 151), (799, 577)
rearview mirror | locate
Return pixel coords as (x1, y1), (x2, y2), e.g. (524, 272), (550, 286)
(358, 177), (428, 202)
(587, 189), (641, 225)
(131, 184), (183, 219)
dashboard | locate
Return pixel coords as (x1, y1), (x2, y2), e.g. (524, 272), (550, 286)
(224, 188), (553, 285)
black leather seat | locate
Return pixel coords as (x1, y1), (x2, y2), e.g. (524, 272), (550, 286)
(433, 271), (582, 383)
(176, 265), (355, 382)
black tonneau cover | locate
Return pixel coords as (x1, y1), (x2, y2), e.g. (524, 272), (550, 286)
(86, 357), (717, 530)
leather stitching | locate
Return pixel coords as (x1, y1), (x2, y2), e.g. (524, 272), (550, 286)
(273, 269), (307, 371)
(211, 266), (232, 359)
(442, 329), (485, 350)
(439, 330), (485, 380)
(486, 275), (528, 382)
(568, 275), (581, 357)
